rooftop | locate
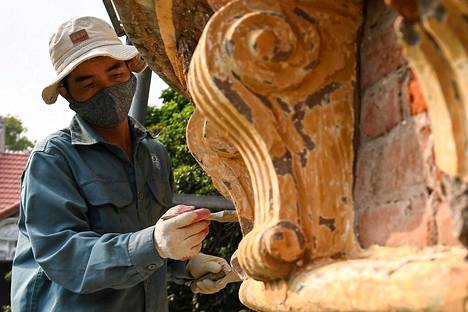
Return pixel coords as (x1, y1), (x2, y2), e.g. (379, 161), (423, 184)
(0, 152), (29, 219)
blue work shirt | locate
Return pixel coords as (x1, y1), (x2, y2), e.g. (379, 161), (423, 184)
(11, 115), (188, 312)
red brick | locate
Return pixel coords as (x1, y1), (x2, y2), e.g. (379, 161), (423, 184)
(407, 70), (428, 115)
(367, 0), (399, 32)
(358, 194), (432, 247)
(435, 201), (462, 246)
(361, 1), (406, 89)
(355, 120), (427, 206)
(361, 69), (406, 139)
(411, 114), (440, 191)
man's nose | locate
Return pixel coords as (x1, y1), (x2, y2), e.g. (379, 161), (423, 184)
(96, 76), (115, 89)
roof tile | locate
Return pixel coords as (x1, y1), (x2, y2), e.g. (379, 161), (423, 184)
(0, 152), (30, 218)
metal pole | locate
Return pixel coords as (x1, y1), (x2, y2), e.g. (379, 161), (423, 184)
(102, 1), (236, 212)
(102, 0), (125, 37)
(129, 67), (152, 126)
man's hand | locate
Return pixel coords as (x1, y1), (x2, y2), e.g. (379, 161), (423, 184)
(153, 205), (210, 260)
(187, 253), (233, 294)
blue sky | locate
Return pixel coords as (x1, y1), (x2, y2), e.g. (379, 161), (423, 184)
(0, 1), (168, 142)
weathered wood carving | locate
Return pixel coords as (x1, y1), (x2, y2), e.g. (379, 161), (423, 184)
(388, 0), (468, 257)
(113, 0), (468, 310)
(188, 0), (362, 280)
(113, 0), (214, 98)
(186, 110), (254, 235)
(388, 0), (468, 181)
(114, 0), (256, 238)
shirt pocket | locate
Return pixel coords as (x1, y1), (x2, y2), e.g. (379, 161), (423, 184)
(147, 178), (173, 221)
(80, 180), (135, 234)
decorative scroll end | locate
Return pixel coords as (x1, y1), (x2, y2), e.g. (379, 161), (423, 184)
(188, 0), (361, 284)
(388, 0), (468, 182)
(238, 221), (306, 281)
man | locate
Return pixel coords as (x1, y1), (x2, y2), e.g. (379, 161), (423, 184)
(11, 16), (231, 312)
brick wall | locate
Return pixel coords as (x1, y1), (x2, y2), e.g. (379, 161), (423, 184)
(354, 0), (459, 248)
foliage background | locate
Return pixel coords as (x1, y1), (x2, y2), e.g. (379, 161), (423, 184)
(1, 115), (34, 151)
(146, 88), (246, 312)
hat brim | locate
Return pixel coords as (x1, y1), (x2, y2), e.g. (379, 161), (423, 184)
(42, 44), (142, 104)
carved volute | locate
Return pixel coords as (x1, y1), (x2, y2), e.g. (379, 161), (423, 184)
(388, 0), (468, 181)
(388, 0), (468, 262)
(188, 0), (362, 280)
(112, 0), (468, 310)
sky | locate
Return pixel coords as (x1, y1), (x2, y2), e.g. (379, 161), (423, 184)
(0, 1), (168, 142)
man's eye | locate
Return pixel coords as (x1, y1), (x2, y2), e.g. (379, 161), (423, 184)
(112, 73), (123, 79)
(84, 82), (95, 89)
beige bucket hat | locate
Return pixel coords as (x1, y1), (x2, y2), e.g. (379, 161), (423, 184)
(42, 16), (144, 104)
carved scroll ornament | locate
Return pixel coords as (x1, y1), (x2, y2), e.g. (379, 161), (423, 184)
(112, 0), (468, 310)
(188, 0), (361, 281)
(389, 0), (468, 181)
(388, 0), (468, 281)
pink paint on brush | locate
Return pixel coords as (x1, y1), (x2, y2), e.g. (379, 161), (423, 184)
(161, 206), (210, 221)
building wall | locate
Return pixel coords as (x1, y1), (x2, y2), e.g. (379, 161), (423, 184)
(0, 116), (5, 153)
(354, 0), (459, 248)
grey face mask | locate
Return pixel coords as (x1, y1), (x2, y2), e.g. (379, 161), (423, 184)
(69, 75), (137, 128)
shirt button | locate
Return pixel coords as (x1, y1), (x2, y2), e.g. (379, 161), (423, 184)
(138, 192), (144, 200)
(147, 264), (157, 270)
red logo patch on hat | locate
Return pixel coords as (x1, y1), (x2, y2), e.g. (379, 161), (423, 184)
(69, 29), (89, 45)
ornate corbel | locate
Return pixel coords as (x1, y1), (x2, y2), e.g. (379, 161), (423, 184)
(387, 0), (468, 255)
(186, 110), (255, 235)
(387, 0), (468, 181)
(112, 0), (468, 310)
(113, 0), (214, 98)
(188, 0), (362, 280)
(113, 0), (256, 237)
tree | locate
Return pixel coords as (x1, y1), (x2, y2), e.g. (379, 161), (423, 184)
(2, 115), (34, 151)
(146, 88), (245, 312)
(1, 115), (32, 312)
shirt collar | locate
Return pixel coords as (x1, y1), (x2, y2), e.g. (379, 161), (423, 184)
(70, 115), (148, 146)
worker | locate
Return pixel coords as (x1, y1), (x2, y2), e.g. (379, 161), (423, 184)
(11, 16), (232, 311)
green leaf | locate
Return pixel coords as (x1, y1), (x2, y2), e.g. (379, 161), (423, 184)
(146, 88), (245, 311)
(1, 115), (34, 151)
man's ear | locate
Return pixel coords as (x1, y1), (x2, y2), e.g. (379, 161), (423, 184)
(58, 84), (73, 102)
(126, 56), (147, 73)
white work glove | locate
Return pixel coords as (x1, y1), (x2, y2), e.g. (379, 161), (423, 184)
(154, 205), (210, 260)
(186, 253), (232, 294)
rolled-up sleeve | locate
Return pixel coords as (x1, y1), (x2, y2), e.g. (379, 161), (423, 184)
(22, 150), (164, 294)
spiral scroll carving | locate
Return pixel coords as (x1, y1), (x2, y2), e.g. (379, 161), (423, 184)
(188, 0), (362, 281)
(238, 221), (306, 280)
(225, 9), (320, 93)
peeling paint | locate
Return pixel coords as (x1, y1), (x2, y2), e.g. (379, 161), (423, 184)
(214, 77), (253, 122)
(276, 220), (306, 248)
(276, 98), (291, 113)
(319, 216), (336, 232)
(293, 106), (316, 150)
(273, 150), (293, 175)
(293, 7), (317, 24)
(304, 59), (319, 71)
(303, 82), (341, 109)
(341, 196), (348, 204)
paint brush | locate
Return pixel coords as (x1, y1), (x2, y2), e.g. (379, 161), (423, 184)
(161, 209), (238, 223)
